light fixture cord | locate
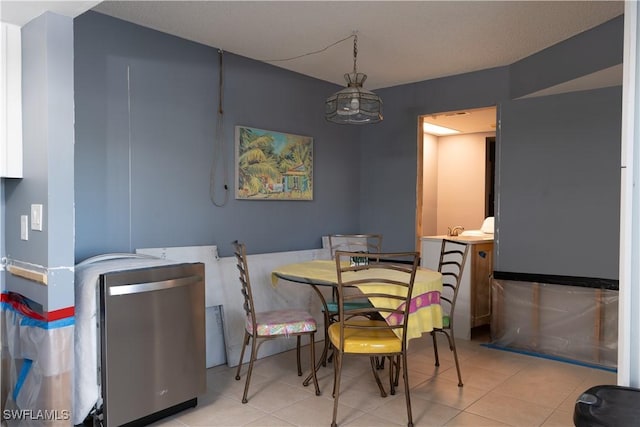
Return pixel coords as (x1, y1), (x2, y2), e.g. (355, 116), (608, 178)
(353, 34), (358, 74)
(259, 34), (355, 62)
(210, 49), (229, 207)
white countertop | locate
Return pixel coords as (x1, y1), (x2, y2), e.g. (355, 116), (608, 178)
(421, 234), (494, 244)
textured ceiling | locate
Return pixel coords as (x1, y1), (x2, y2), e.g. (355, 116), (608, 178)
(0, 1), (101, 26)
(1, 1), (624, 134)
(90, 1), (624, 90)
(1, 1), (624, 90)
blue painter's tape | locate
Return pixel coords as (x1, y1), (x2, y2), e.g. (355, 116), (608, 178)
(13, 359), (33, 401)
(1, 302), (75, 329)
(481, 343), (617, 373)
(20, 315), (75, 329)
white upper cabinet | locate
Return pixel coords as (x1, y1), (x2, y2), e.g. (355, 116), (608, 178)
(1, 22), (23, 178)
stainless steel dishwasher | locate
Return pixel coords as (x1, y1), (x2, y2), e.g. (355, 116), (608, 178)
(97, 262), (206, 426)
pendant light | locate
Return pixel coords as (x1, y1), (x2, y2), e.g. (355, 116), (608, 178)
(325, 34), (383, 124)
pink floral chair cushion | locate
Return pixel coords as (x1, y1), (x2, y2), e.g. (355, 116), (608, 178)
(247, 310), (317, 336)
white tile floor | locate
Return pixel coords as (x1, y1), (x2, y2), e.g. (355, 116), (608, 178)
(152, 332), (616, 427)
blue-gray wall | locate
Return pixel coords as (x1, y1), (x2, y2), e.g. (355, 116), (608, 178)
(496, 87), (621, 279)
(509, 15), (624, 99)
(4, 12), (75, 311)
(74, 12), (361, 260)
(359, 16), (623, 281)
(74, 11), (623, 282)
(360, 66), (510, 252)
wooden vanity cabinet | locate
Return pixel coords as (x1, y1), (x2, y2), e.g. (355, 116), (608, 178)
(470, 242), (493, 328)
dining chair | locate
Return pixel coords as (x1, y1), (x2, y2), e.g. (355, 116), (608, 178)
(431, 238), (469, 387)
(231, 240), (320, 403)
(329, 250), (419, 427)
(327, 233), (383, 259)
(322, 234), (383, 366)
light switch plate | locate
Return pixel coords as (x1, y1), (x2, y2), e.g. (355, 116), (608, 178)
(31, 204), (43, 231)
(20, 215), (28, 240)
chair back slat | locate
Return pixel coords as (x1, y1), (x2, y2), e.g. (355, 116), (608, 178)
(328, 234), (383, 302)
(437, 239), (470, 328)
(232, 240), (257, 331)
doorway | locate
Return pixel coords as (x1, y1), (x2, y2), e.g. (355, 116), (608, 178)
(416, 106), (497, 248)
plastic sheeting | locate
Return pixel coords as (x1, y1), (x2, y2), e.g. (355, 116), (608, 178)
(1, 293), (74, 426)
(491, 279), (618, 369)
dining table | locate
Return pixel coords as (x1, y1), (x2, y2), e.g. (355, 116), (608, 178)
(271, 259), (444, 384)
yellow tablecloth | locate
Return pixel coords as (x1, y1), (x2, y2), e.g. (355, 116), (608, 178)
(271, 260), (443, 342)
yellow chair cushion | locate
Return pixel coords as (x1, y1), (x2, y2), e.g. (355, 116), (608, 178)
(328, 319), (402, 354)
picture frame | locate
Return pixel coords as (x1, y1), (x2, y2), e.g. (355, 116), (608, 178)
(235, 125), (313, 200)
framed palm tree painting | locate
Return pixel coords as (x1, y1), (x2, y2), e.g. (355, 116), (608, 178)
(235, 126), (313, 200)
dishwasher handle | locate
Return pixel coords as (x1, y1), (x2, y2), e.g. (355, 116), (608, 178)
(108, 275), (202, 296)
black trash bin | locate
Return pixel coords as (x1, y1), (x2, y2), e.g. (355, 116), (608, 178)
(574, 385), (640, 427)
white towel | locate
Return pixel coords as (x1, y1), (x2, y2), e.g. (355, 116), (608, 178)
(481, 217), (495, 234)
